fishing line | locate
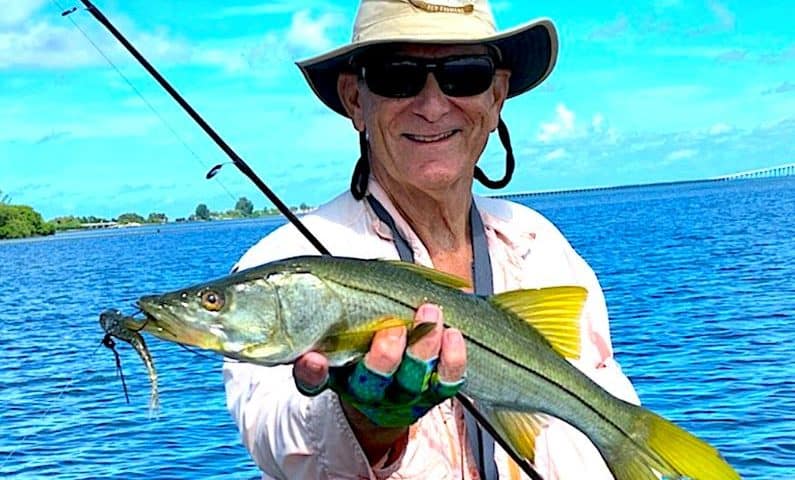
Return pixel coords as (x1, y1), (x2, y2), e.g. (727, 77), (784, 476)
(59, 2), (544, 478)
(0, 338), (106, 469)
(102, 333), (131, 402)
(52, 0), (238, 203)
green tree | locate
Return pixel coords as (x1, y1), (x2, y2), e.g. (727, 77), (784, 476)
(235, 197), (254, 217)
(195, 203), (211, 220)
(147, 212), (168, 224)
(50, 216), (82, 231)
(79, 215), (110, 224)
(0, 204), (56, 239)
(117, 212), (145, 224)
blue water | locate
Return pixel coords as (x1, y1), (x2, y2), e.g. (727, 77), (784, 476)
(1, 177), (793, 479)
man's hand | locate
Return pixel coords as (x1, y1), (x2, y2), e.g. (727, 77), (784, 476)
(292, 304), (467, 462)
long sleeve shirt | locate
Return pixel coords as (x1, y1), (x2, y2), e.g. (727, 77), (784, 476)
(223, 181), (640, 479)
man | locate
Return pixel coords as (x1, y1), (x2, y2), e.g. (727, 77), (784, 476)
(224, 0), (639, 478)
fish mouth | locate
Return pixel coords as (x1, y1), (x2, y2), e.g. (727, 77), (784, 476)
(136, 298), (222, 351)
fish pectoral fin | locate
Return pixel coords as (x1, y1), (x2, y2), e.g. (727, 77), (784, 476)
(384, 260), (472, 290)
(489, 286), (587, 359)
(318, 315), (414, 355)
(480, 403), (549, 465)
(239, 343), (286, 359)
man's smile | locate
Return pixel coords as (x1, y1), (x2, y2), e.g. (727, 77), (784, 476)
(403, 130), (460, 143)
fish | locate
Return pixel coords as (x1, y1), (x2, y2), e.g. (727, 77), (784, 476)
(103, 255), (739, 480)
(99, 308), (159, 414)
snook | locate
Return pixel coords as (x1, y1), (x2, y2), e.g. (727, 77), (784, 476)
(133, 255), (738, 480)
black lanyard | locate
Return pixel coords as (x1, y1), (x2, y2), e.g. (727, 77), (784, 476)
(365, 195), (499, 480)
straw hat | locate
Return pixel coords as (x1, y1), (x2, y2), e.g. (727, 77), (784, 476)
(297, 0), (558, 117)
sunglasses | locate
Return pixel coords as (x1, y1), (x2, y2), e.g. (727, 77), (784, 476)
(357, 54), (497, 98)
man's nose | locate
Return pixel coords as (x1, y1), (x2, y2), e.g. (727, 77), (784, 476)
(410, 72), (451, 122)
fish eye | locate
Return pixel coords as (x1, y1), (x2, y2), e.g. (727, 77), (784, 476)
(200, 289), (225, 312)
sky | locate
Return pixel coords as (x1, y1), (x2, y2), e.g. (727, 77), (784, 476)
(1, 0), (793, 220)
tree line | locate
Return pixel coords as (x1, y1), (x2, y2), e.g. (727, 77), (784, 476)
(0, 190), (55, 239)
(188, 197), (313, 221)
(0, 192), (314, 240)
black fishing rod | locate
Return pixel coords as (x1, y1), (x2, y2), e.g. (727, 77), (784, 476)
(74, 3), (542, 479)
(76, 0), (329, 256)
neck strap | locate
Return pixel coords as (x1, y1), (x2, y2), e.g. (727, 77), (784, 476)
(365, 194), (498, 479)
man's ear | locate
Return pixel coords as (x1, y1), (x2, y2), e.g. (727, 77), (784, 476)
(338, 73), (365, 132)
(488, 69), (511, 131)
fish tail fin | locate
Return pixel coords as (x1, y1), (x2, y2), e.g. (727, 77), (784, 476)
(607, 406), (740, 480)
(483, 402), (740, 480)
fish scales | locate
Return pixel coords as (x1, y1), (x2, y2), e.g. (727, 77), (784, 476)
(300, 258), (641, 449)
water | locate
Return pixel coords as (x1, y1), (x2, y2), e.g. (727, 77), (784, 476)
(1, 177), (793, 479)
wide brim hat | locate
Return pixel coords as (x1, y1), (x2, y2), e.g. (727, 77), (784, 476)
(297, 0), (558, 117)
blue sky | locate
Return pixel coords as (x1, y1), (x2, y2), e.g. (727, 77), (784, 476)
(1, 0), (793, 220)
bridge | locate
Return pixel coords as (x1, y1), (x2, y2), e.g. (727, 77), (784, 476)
(493, 162), (794, 200)
(711, 163), (795, 180)
(80, 221), (118, 229)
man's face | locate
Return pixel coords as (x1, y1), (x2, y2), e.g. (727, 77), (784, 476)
(339, 44), (510, 195)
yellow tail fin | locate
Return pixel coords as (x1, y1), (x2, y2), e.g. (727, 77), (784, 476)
(479, 401), (740, 480)
(609, 406), (741, 480)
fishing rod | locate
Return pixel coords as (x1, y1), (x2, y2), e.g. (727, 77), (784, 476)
(75, 0), (329, 256)
(73, 3), (542, 478)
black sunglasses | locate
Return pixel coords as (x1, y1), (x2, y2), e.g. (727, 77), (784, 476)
(357, 54), (497, 98)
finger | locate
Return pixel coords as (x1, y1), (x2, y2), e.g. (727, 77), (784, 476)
(363, 325), (406, 375)
(406, 304), (443, 361)
(294, 352), (329, 395)
(437, 328), (466, 383)
(393, 304), (443, 395)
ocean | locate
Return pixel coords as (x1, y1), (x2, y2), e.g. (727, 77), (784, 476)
(1, 176), (793, 479)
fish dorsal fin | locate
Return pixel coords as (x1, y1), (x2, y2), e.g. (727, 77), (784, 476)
(489, 286), (587, 359)
(385, 260), (471, 290)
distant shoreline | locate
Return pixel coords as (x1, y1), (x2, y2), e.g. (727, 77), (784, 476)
(492, 168), (794, 200)
(3, 174), (792, 242)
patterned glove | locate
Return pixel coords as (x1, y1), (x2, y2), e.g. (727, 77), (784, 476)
(296, 351), (465, 428)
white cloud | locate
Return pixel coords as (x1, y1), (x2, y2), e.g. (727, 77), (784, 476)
(246, 9), (343, 68)
(707, 0), (735, 30)
(538, 103), (576, 142)
(591, 113), (605, 132)
(194, 49), (248, 72)
(544, 148), (568, 160)
(588, 15), (629, 41)
(535, 105), (618, 145)
(0, 17), (253, 73)
(286, 10), (342, 55)
(687, 0), (735, 36)
(0, 21), (104, 69)
(0, 0), (47, 27)
(213, 2), (305, 18)
(666, 148), (698, 161)
(709, 123), (733, 135)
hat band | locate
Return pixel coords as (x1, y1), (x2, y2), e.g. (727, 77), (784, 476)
(354, 11), (497, 44)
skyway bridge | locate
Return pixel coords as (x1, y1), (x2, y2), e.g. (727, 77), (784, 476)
(492, 162), (795, 200)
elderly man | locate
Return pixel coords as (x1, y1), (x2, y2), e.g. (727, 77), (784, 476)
(224, 0), (639, 478)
